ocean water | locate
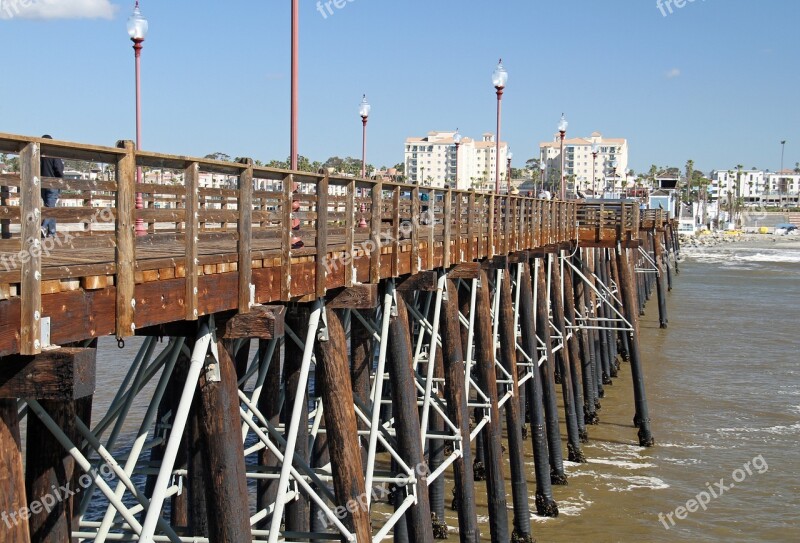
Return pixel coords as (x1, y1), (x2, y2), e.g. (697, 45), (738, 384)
(488, 240), (800, 542)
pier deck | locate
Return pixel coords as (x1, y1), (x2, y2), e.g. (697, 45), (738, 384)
(0, 133), (676, 543)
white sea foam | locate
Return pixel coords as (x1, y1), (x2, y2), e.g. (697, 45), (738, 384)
(660, 457), (703, 466)
(684, 247), (800, 264)
(586, 458), (656, 469)
(716, 422), (800, 435)
(606, 475), (670, 492)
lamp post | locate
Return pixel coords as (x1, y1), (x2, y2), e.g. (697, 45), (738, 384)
(492, 59), (508, 194)
(610, 158), (618, 199)
(360, 95), (370, 178)
(453, 129), (462, 189)
(558, 113), (568, 200)
(506, 150), (513, 194)
(358, 95), (370, 228)
(127, 1), (148, 236)
(591, 141), (598, 197)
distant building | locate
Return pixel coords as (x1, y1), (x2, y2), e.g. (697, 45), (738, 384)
(404, 131), (508, 190)
(539, 132), (629, 195)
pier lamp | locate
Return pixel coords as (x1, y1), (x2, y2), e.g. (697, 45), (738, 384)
(359, 95), (370, 178)
(453, 129), (462, 189)
(127, 1), (148, 235)
(591, 142), (599, 197)
(358, 95), (370, 228)
(558, 113), (568, 200)
(492, 59), (508, 194)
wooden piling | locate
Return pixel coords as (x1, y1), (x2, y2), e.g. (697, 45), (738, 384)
(195, 338), (251, 542)
(497, 267), (534, 542)
(0, 399), (31, 543)
(549, 258), (586, 462)
(473, 269), (510, 542)
(26, 399), (77, 543)
(518, 263), (558, 517)
(534, 261), (567, 485)
(256, 337), (281, 528)
(616, 246), (655, 447)
(350, 312), (373, 467)
(284, 307), (311, 533)
(561, 255), (589, 442)
(387, 294), (435, 543)
(440, 278), (480, 542)
(573, 256), (599, 425)
(314, 309), (372, 543)
(653, 229), (669, 328)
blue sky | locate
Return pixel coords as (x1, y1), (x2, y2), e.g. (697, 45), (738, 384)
(1, 0), (798, 175)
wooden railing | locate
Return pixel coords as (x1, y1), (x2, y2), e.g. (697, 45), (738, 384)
(0, 133), (585, 355)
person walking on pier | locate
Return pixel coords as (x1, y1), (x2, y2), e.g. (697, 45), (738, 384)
(40, 134), (63, 237)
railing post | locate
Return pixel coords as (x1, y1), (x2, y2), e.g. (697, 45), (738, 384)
(19, 142), (42, 354)
(487, 193), (495, 258)
(443, 187), (452, 269)
(411, 184), (420, 274)
(370, 181), (382, 282)
(467, 191), (475, 262)
(184, 162), (200, 320)
(115, 140), (136, 340)
(392, 186), (400, 277)
(237, 158), (253, 313)
(345, 180), (355, 287)
(316, 173), (329, 297)
(281, 174), (293, 299)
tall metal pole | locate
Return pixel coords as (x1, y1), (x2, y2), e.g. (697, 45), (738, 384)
(361, 116), (367, 178)
(559, 130), (566, 200)
(133, 37), (145, 236)
(495, 89), (503, 194)
(290, 0), (298, 171)
(592, 151), (597, 197)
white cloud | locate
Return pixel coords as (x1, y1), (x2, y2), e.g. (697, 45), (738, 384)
(665, 68), (681, 79)
(0, 0), (117, 20)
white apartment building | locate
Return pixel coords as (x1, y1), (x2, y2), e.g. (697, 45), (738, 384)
(709, 169), (767, 202)
(710, 169), (800, 203)
(539, 132), (628, 195)
(404, 131), (508, 191)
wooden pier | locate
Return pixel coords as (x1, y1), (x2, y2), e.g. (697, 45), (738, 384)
(0, 133), (678, 543)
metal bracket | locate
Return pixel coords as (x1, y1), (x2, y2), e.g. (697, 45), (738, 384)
(317, 305), (330, 342)
(249, 283), (255, 307)
(205, 314), (221, 382)
(40, 316), (51, 348)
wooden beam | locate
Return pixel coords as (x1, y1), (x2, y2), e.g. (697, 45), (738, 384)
(447, 262), (481, 279)
(396, 271), (438, 292)
(19, 142), (42, 355)
(325, 284), (378, 309)
(216, 305), (286, 340)
(0, 347), (96, 400)
(115, 140), (136, 337)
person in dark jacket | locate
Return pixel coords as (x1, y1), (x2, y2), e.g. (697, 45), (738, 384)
(40, 135), (64, 237)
